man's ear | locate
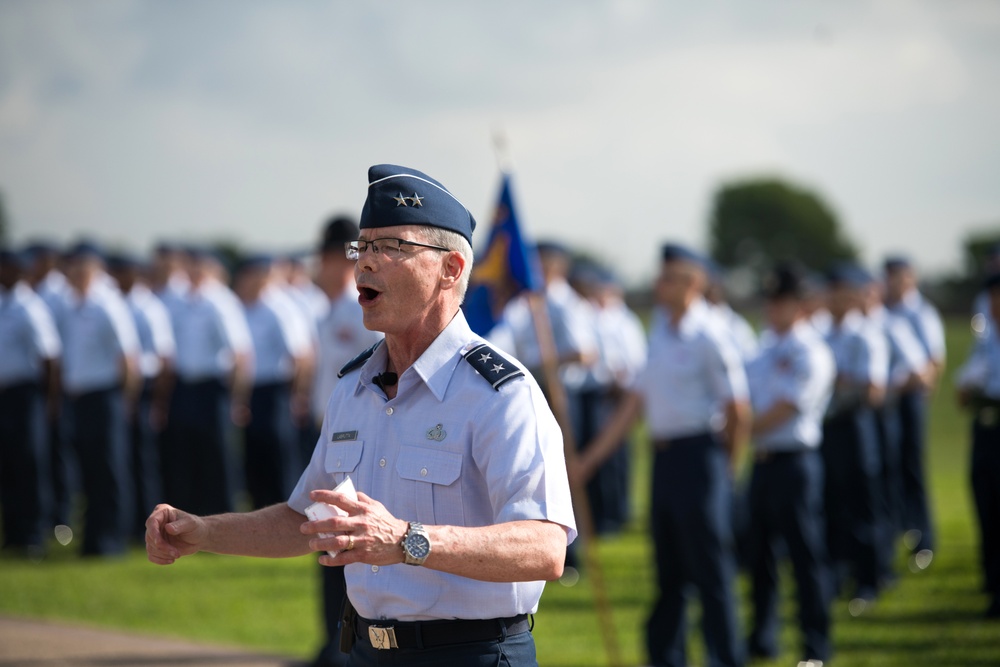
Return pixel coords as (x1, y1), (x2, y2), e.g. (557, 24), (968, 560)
(440, 251), (466, 291)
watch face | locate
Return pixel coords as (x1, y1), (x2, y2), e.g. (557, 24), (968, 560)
(407, 534), (430, 559)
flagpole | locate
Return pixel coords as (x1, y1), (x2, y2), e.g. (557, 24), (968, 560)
(491, 132), (622, 667)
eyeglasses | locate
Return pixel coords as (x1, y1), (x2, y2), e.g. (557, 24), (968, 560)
(345, 238), (451, 261)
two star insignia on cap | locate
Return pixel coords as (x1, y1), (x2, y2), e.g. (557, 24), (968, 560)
(392, 192), (424, 207)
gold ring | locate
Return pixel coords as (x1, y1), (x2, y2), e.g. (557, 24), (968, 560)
(346, 535), (355, 551)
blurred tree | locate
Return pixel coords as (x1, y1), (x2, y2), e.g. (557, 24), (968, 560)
(962, 227), (1000, 277)
(707, 177), (857, 274)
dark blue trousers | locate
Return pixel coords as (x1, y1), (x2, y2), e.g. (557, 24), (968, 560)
(875, 400), (903, 579)
(897, 390), (934, 551)
(647, 434), (743, 667)
(746, 450), (831, 662)
(245, 381), (302, 510)
(0, 382), (50, 550)
(971, 413), (1000, 604)
(65, 386), (131, 556)
(347, 624), (536, 666)
(312, 565), (349, 667)
(129, 381), (162, 540)
(822, 408), (882, 598)
(162, 379), (237, 516)
(577, 387), (631, 535)
(49, 398), (76, 528)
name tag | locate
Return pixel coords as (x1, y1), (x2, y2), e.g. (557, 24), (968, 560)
(331, 430), (358, 442)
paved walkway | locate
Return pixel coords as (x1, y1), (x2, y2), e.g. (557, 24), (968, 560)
(0, 615), (304, 667)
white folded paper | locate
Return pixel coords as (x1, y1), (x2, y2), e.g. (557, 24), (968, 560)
(304, 476), (357, 556)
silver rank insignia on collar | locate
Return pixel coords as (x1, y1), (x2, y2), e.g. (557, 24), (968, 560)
(426, 424), (446, 441)
(392, 192), (424, 207)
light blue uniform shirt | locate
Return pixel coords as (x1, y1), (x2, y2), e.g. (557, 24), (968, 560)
(824, 310), (888, 415)
(747, 321), (835, 451)
(638, 300), (748, 440)
(956, 315), (1000, 399)
(243, 286), (313, 385)
(0, 282), (61, 386)
(125, 284), (175, 379)
(172, 279), (252, 382)
(56, 281), (140, 394)
(288, 311), (577, 622)
(866, 305), (928, 394)
(889, 289), (946, 366)
(710, 302), (759, 363)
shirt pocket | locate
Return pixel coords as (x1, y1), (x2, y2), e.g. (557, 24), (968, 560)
(395, 446), (464, 526)
(324, 441), (364, 487)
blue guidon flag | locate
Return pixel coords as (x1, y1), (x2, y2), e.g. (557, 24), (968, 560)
(462, 172), (543, 336)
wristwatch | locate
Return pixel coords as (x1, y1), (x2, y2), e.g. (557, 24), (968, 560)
(402, 522), (431, 566)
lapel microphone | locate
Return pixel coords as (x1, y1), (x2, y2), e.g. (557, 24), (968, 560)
(373, 372), (398, 389)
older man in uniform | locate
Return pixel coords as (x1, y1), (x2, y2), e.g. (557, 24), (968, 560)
(0, 250), (61, 556)
(577, 244), (749, 667)
(147, 164), (576, 666)
(956, 271), (1000, 618)
(56, 241), (142, 556)
(745, 263), (835, 665)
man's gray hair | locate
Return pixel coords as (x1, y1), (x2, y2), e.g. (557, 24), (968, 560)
(420, 226), (474, 302)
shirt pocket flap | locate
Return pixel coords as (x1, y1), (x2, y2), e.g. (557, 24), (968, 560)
(324, 441), (364, 474)
(396, 446), (462, 486)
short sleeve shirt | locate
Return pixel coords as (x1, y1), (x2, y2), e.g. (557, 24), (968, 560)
(288, 311), (577, 622)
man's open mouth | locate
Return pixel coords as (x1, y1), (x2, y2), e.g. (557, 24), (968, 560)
(358, 286), (382, 305)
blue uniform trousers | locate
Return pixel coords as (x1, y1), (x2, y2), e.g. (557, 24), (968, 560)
(821, 407), (882, 598)
(0, 381), (50, 550)
(875, 400), (903, 579)
(971, 411), (1000, 607)
(647, 434), (743, 667)
(245, 381), (302, 509)
(897, 390), (934, 551)
(311, 565), (349, 667)
(129, 380), (162, 540)
(347, 621), (536, 666)
(746, 449), (831, 662)
(48, 398), (76, 528)
(163, 379), (237, 516)
(65, 386), (131, 556)
(577, 387), (631, 535)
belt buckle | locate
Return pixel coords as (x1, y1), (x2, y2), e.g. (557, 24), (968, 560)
(368, 625), (398, 650)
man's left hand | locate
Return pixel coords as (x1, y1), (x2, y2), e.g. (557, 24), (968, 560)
(302, 489), (409, 567)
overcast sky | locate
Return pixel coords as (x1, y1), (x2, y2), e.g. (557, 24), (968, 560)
(1, 0), (998, 285)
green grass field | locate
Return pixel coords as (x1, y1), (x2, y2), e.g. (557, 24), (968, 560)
(1, 318), (997, 666)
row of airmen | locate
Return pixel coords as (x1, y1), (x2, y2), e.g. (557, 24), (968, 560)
(0, 217), (382, 563)
(486, 241), (996, 667)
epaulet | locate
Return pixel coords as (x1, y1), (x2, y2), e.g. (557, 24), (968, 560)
(463, 342), (524, 391)
(337, 340), (383, 378)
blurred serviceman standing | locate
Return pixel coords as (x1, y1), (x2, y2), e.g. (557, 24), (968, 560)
(745, 262), (835, 665)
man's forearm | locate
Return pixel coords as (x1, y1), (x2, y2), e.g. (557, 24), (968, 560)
(202, 503), (313, 558)
(423, 520), (567, 583)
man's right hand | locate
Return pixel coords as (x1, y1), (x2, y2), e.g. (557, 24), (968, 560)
(145, 504), (207, 565)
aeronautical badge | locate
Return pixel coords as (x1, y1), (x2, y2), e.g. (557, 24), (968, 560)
(463, 342), (524, 391)
(426, 424), (447, 441)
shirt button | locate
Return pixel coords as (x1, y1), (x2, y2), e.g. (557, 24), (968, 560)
(386, 407), (393, 415)
(379, 458), (386, 468)
(371, 565), (379, 573)
(336, 459), (342, 467)
(420, 467), (428, 477)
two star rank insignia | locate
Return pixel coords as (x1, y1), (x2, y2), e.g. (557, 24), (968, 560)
(463, 342), (524, 391)
(392, 192), (424, 207)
